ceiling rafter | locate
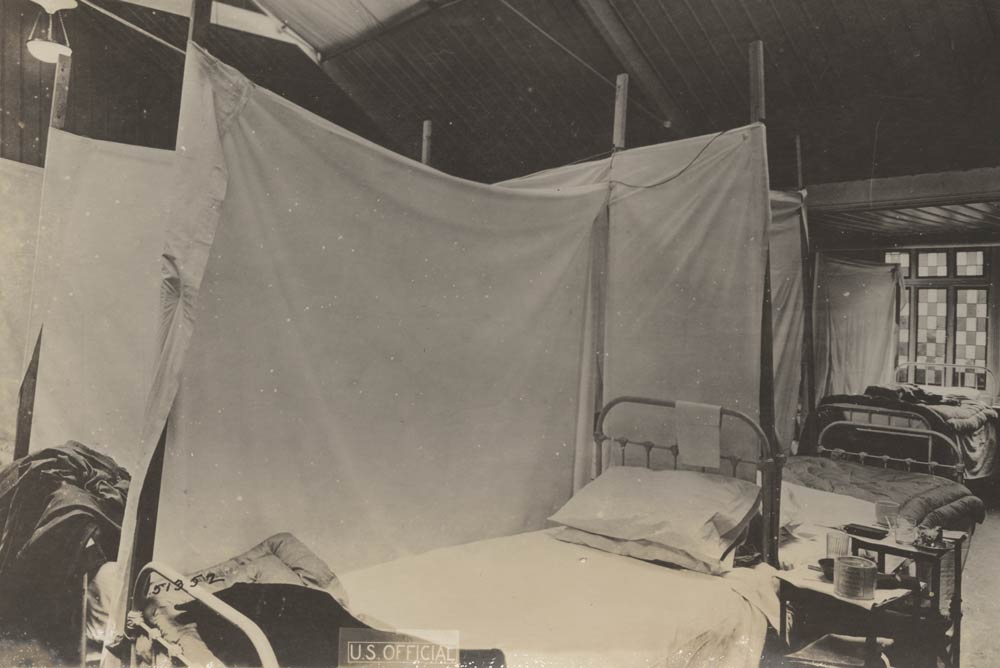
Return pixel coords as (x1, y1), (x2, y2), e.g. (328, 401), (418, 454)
(576, 0), (688, 133)
(114, 0), (320, 61)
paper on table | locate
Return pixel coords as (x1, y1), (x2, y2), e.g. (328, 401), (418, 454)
(776, 566), (911, 610)
(676, 400), (721, 468)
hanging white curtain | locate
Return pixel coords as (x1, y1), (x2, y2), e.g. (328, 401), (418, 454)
(814, 256), (901, 397)
(769, 192), (805, 452)
(129, 44), (609, 576)
(23, 130), (174, 472)
(0, 157), (43, 462)
(508, 158), (780, 468)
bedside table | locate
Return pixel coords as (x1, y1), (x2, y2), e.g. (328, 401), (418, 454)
(849, 531), (966, 668)
(776, 568), (913, 668)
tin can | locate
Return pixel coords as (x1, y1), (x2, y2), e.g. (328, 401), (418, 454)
(834, 556), (876, 600)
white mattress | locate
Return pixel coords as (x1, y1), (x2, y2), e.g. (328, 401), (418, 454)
(338, 529), (777, 668)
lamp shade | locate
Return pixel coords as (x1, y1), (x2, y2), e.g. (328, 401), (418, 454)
(30, 0), (77, 12)
(26, 37), (71, 63)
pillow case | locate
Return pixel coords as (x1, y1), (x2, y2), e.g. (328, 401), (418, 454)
(548, 466), (761, 574)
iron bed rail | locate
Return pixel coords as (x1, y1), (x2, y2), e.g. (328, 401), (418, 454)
(817, 420), (966, 483)
(593, 395), (784, 568)
(822, 402), (932, 430)
(125, 561), (279, 668)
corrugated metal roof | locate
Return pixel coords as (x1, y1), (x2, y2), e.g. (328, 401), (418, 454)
(323, 0), (671, 181)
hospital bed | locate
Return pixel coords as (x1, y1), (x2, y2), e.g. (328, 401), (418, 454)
(112, 395), (785, 668)
(790, 407), (985, 532)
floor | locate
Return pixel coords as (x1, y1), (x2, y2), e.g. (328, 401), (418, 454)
(958, 478), (1000, 668)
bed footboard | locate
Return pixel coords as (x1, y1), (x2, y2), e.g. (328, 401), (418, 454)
(593, 395), (784, 568)
(817, 420), (965, 483)
(120, 561), (279, 668)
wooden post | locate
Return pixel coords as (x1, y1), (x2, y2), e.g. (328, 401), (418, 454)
(592, 75), (627, 472)
(749, 40), (779, 459)
(613, 73), (628, 149)
(50, 54), (71, 130)
(796, 135), (818, 416)
(421, 119), (432, 165)
(188, 0), (212, 44)
(794, 134), (804, 190)
(749, 40), (765, 123)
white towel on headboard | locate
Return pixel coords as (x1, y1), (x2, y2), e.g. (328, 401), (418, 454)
(676, 400), (722, 468)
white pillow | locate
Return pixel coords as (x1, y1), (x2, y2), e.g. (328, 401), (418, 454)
(548, 467), (760, 574)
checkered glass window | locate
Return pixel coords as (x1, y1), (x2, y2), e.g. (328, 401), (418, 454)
(956, 251), (985, 277)
(917, 252), (948, 278)
(955, 289), (989, 390)
(916, 288), (948, 385)
(885, 252), (910, 278)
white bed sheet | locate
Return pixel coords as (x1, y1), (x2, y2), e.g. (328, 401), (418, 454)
(778, 482), (880, 569)
(338, 529), (777, 668)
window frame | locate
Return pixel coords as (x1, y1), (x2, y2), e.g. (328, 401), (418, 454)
(885, 248), (991, 388)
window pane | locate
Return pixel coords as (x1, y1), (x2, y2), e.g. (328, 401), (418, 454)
(954, 288), (989, 390)
(916, 288), (947, 385)
(885, 251), (911, 278)
(956, 250), (985, 277)
(917, 251), (948, 277)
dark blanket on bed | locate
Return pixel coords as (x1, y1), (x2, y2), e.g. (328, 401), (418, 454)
(0, 442), (129, 658)
(785, 456), (985, 530)
(179, 583), (505, 668)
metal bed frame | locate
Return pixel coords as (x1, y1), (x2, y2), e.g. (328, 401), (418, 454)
(593, 395), (784, 568)
(113, 561), (279, 668)
(816, 419), (965, 483)
(109, 395), (783, 666)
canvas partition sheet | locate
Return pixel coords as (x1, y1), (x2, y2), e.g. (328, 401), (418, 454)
(23, 130), (174, 473)
(769, 192), (805, 453)
(139, 45), (609, 575)
(602, 128), (771, 478)
(0, 158), (43, 462)
(508, 129), (772, 479)
(814, 256), (901, 397)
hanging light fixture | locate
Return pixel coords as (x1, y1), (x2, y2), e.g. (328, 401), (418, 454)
(26, 0), (77, 64)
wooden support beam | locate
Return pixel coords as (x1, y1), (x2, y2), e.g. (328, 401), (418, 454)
(590, 207), (610, 447)
(50, 54), (71, 130)
(421, 119), (432, 165)
(613, 73), (628, 150)
(577, 0), (686, 133)
(116, 0), (320, 61)
(794, 136), (817, 417)
(749, 40), (765, 123)
(187, 0), (212, 45)
(799, 200), (818, 417)
(794, 134), (804, 191)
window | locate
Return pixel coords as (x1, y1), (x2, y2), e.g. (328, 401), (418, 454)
(886, 249), (991, 390)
